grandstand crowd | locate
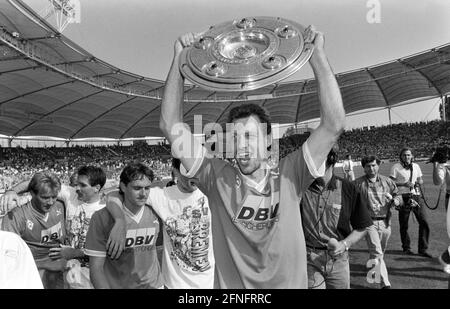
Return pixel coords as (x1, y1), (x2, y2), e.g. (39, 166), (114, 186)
(3, 120), (443, 193)
(0, 143), (172, 193)
(339, 120), (450, 160)
(279, 120), (450, 160)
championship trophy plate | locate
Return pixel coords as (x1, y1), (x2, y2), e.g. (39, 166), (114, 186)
(179, 16), (314, 92)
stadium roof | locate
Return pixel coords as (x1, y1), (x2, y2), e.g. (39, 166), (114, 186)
(0, 0), (449, 140)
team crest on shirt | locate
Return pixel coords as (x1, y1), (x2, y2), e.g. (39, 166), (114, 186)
(236, 175), (241, 188)
(26, 219), (33, 231)
(56, 209), (62, 216)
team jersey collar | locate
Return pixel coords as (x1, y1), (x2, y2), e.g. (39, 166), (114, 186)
(29, 201), (50, 222)
(238, 168), (270, 193)
(80, 200), (101, 209)
(123, 204), (145, 224)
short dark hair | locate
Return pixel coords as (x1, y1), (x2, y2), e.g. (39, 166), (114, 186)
(227, 103), (272, 135)
(361, 155), (381, 167)
(77, 166), (107, 190)
(119, 162), (154, 189)
(171, 158), (181, 171)
(400, 147), (413, 157)
(28, 171), (61, 195)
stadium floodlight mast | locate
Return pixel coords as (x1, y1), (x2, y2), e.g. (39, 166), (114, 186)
(40, 0), (81, 33)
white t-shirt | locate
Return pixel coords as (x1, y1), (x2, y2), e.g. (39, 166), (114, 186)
(390, 162), (422, 195)
(147, 186), (214, 289)
(65, 199), (105, 249)
(61, 185), (105, 289)
(58, 185), (80, 210)
(0, 230), (43, 289)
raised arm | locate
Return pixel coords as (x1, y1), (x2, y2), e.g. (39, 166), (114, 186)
(159, 32), (204, 172)
(305, 26), (346, 169)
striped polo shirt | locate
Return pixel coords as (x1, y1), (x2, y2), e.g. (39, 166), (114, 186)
(354, 174), (399, 219)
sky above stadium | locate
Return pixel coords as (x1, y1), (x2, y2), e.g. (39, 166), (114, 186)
(24, 0), (450, 130)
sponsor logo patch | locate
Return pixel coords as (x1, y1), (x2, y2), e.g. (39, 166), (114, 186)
(234, 195), (280, 231)
(40, 222), (62, 243)
(125, 228), (156, 248)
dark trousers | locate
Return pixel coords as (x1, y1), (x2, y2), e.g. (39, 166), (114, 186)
(398, 194), (430, 253)
(445, 193), (449, 211)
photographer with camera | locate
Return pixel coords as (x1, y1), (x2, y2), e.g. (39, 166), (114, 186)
(390, 148), (432, 258)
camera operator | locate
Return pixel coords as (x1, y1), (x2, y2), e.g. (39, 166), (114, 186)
(390, 147), (432, 258)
